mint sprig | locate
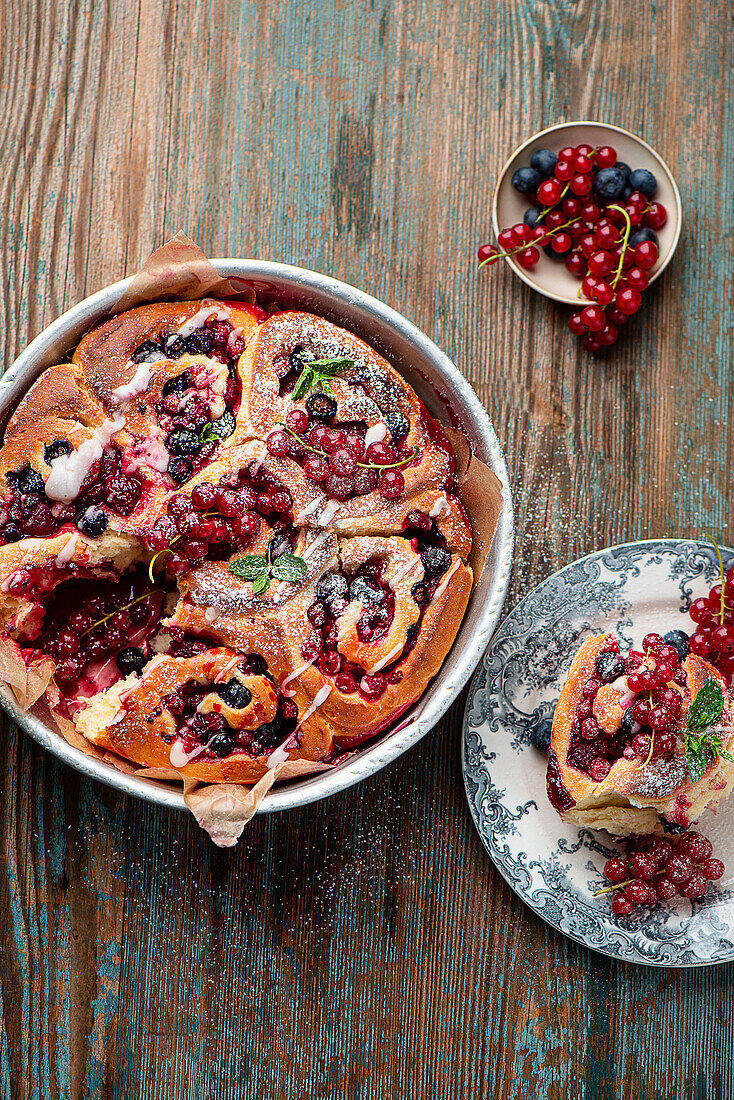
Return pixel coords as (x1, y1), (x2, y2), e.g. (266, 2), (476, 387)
(290, 357), (353, 402)
(228, 543), (307, 595)
(198, 422), (219, 445)
(684, 678), (732, 782)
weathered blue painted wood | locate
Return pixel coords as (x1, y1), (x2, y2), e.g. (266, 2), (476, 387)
(1, 0), (734, 1096)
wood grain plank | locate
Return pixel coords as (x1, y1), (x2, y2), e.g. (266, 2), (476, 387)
(1, 0), (734, 1096)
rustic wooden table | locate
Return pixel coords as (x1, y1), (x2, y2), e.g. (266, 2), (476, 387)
(2, 1), (732, 1096)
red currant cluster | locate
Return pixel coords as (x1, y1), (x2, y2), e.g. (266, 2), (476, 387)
(600, 832), (724, 916)
(478, 142), (667, 351)
(267, 404), (414, 502)
(688, 566), (734, 683)
(624, 632), (685, 747)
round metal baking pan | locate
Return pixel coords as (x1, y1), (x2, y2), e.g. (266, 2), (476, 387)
(0, 260), (514, 813)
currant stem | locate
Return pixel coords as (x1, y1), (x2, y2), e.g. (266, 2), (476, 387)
(594, 869), (665, 898)
(479, 216), (577, 269)
(82, 591), (151, 636)
(703, 532), (726, 625)
(607, 204), (632, 289)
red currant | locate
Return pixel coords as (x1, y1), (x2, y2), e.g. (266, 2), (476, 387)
(634, 241), (658, 270)
(604, 857), (629, 882)
(551, 232), (572, 253)
(594, 145), (617, 169)
(568, 312), (587, 336)
(588, 251), (615, 277)
(553, 161), (573, 183)
(596, 323), (618, 347)
(565, 251), (587, 276)
(538, 179), (563, 205)
(569, 173), (593, 196)
(517, 246), (540, 269)
(645, 202), (667, 229)
(615, 287), (642, 315)
(611, 893), (634, 916)
(580, 305), (606, 333)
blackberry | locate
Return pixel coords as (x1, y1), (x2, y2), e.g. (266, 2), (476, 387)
(13, 466), (45, 495)
(306, 392), (337, 422)
(44, 440), (72, 464)
(218, 679), (253, 709)
(207, 731), (236, 757)
(315, 572), (349, 604)
(163, 336), (187, 360)
(167, 429), (201, 456)
(411, 581), (430, 608)
(247, 654), (268, 676)
(162, 371), (190, 397)
(116, 647), (147, 675)
(131, 340), (160, 363)
(349, 575), (384, 606)
(76, 508), (108, 538)
(384, 410), (409, 441)
(595, 652), (625, 683)
(210, 412), (236, 438)
(420, 546), (451, 577)
(290, 346), (316, 373)
(168, 457), (193, 484)
(184, 331), (214, 356)
(661, 819), (686, 836)
(621, 708), (636, 738)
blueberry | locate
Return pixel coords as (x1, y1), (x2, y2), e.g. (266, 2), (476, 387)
(167, 429), (201, 456)
(246, 654), (268, 676)
(621, 185), (633, 201)
(184, 330), (214, 356)
(12, 465), (45, 495)
(663, 629), (689, 661)
(218, 679), (253, 709)
(207, 731), (236, 758)
(530, 148), (558, 179)
(512, 166), (542, 195)
(593, 167), (626, 202)
(315, 572), (349, 603)
(621, 708), (636, 737)
(306, 392), (337, 422)
(162, 371), (190, 397)
(595, 652), (625, 683)
(116, 647), (147, 675)
(527, 719), (552, 751)
(420, 546), (451, 577)
(523, 206), (544, 229)
(253, 720), (283, 750)
(131, 340), (160, 363)
(348, 575), (385, 606)
(629, 168), (657, 198)
(163, 335), (187, 359)
(2, 523), (21, 543)
(411, 581), (430, 608)
(614, 161), (631, 183)
(210, 412), (236, 438)
(76, 507), (108, 538)
(384, 410), (409, 442)
(630, 228), (659, 248)
(168, 457), (193, 484)
(44, 440), (72, 464)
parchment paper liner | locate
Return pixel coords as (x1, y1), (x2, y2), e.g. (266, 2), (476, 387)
(3, 234), (505, 846)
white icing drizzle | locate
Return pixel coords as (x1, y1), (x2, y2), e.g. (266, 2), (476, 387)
(109, 362), (153, 405)
(364, 422), (388, 445)
(108, 709), (128, 726)
(317, 500), (340, 527)
(367, 642), (404, 674)
(294, 498), (322, 524)
(45, 416), (126, 502)
(297, 684), (332, 724)
(125, 430), (170, 474)
(392, 557), (421, 584)
(429, 495), (451, 518)
(281, 657), (317, 697)
(300, 532), (330, 562)
(432, 558), (461, 601)
(169, 739), (207, 768)
(213, 656), (242, 683)
(55, 533), (80, 566)
(267, 739), (292, 768)
(204, 605), (219, 623)
(1, 571), (23, 593)
(177, 305), (231, 337)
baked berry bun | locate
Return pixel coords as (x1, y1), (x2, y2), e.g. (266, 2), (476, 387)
(0, 295), (480, 796)
(547, 632), (734, 836)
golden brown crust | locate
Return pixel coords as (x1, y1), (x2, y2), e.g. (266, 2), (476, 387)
(548, 633), (734, 834)
(0, 299), (476, 787)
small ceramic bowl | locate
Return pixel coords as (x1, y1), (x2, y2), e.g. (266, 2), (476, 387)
(492, 121), (682, 306)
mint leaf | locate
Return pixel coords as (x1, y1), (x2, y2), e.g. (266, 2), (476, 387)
(685, 735), (709, 783)
(310, 357), (353, 373)
(252, 572), (270, 596)
(271, 553), (307, 584)
(687, 678), (724, 732)
(229, 555), (269, 581)
(198, 422), (218, 445)
(291, 368), (315, 403)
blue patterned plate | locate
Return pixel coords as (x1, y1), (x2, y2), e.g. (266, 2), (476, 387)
(463, 539), (734, 967)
